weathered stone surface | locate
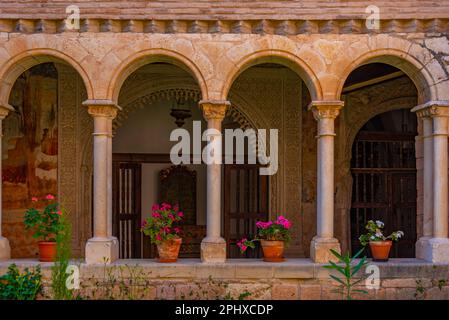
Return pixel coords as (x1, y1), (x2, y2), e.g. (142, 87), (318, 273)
(272, 284), (299, 300)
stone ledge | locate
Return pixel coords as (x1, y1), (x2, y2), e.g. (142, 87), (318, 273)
(1, 258), (448, 280)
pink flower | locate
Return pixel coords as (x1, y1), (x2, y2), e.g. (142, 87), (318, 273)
(56, 210), (62, 216)
(237, 238), (248, 252)
(155, 234), (162, 241)
(178, 211), (184, 217)
(276, 216), (292, 229)
(152, 212), (161, 218)
(31, 197), (38, 202)
(168, 214), (175, 221)
(152, 204), (160, 211)
(174, 227), (181, 234)
(46, 194), (55, 200)
(256, 221), (272, 229)
(161, 202), (171, 210)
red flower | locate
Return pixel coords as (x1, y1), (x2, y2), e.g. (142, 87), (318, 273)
(56, 210), (62, 216)
(46, 194), (55, 200)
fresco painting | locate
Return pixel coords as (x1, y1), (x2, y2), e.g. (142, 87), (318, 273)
(2, 63), (58, 257)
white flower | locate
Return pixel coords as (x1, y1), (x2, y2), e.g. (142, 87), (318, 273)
(375, 232), (383, 238)
(397, 231), (404, 238)
(376, 220), (384, 228)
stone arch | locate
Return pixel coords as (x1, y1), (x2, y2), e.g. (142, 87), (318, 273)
(0, 49), (94, 105)
(335, 95), (418, 253)
(221, 50), (322, 101)
(107, 49), (209, 104)
(335, 49), (439, 104)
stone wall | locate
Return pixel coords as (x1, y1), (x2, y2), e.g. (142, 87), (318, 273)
(2, 260), (448, 300)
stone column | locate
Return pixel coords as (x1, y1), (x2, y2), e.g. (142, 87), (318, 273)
(0, 104), (14, 260)
(199, 100), (230, 263)
(309, 101), (344, 263)
(414, 109), (433, 259)
(83, 100), (121, 264)
(412, 101), (449, 263)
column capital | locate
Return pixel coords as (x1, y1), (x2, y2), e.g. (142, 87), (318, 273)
(411, 100), (449, 118)
(82, 99), (122, 119)
(0, 103), (14, 119)
(308, 100), (344, 120)
(199, 100), (230, 120)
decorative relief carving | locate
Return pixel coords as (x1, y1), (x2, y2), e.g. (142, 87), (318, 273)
(87, 105), (119, 119)
(200, 101), (230, 120)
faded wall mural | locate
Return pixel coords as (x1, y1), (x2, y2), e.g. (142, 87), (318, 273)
(2, 63), (58, 258)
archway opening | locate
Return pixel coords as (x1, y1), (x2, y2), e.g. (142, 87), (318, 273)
(3, 62), (89, 258)
(113, 62), (206, 259)
(343, 62), (418, 258)
(225, 62), (311, 258)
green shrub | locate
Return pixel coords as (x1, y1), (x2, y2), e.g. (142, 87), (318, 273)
(0, 264), (42, 300)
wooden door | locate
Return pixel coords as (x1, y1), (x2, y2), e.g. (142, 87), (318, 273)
(112, 162), (142, 259)
(224, 164), (269, 258)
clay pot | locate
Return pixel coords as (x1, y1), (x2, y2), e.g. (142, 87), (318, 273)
(38, 241), (57, 262)
(260, 240), (285, 262)
(156, 238), (182, 263)
(369, 240), (392, 261)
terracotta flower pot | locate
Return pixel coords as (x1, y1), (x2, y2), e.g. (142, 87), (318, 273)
(260, 240), (285, 262)
(369, 240), (392, 262)
(156, 238), (182, 263)
(38, 241), (57, 262)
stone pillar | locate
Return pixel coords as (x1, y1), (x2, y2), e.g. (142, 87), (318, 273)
(0, 104), (13, 260)
(414, 110), (433, 259)
(309, 101), (344, 263)
(83, 100), (121, 264)
(412, 101), (449, 262)
(199, 100), (230, 263)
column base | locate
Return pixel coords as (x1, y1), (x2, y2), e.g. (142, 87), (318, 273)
(415, 236), (431, 260)
(85, 237), (119, 264)
(0, 236), (11, 260)
(201, 237), (226, 263)
(310, 236), (341, 263)
(419, 237), (449, 263)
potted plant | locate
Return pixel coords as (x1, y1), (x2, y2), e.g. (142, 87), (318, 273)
(141, 203), (183, 263)
(237, 216), (292, 262)
(24, 194), (64, 262)
(359, 220), (404, 261)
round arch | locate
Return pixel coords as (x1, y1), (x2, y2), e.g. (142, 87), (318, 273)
(107, 49), (209, 104)
(336, 49), (437, 104)
(0, 49), (94, 105)
(221, 50), (322, 101)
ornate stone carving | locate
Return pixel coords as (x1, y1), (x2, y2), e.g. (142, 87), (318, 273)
(309, 101), (344, 120)
(86, 104), (120, 119)
(199, 100), (230, 120)
(412, 102), (449, 119)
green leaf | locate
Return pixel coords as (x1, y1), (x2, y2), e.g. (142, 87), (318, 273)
(352, 248), (366, 260)
(330, 275), (346, 286)
(351, 256), (367, 277)
(329, 249), (343, 261)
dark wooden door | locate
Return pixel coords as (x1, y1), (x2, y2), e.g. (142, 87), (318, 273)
(350, 131), (417, 258)
(224, 164), (269, 258)
(112, 161), (142, 259)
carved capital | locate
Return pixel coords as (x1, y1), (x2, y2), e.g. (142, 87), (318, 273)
(83, 99), (122, 119)
(0, 103), (14, 120)
(412, 101), (449, 119)
(308, 100), (344, 120)
(199, 100), (230, 121)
